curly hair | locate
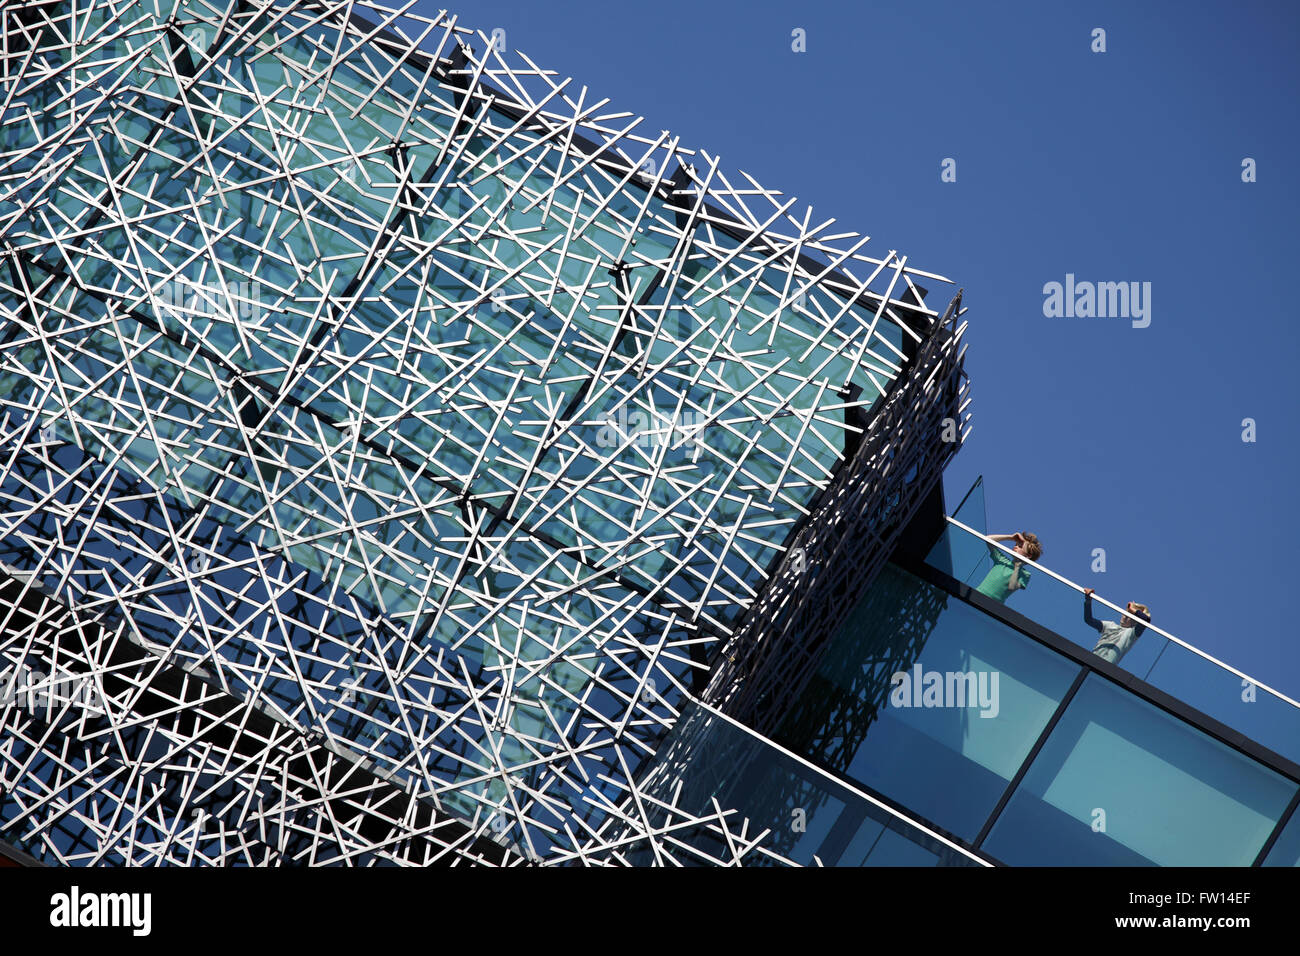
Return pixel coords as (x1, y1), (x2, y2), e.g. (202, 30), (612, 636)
(1019, 532), (1043, 562)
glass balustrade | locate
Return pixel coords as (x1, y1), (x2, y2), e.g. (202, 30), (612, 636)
(627, 700), (986, 866)
(926, 518), (1300, 767)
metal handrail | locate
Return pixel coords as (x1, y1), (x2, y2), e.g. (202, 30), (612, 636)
(946, 515), (1300, 712)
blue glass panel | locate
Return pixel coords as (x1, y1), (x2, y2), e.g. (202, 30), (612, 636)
(923, 477), (986, 581)
(631, 702), (980, 866)
(984, 674), (1297, 866)
(951, 475), (986, 533)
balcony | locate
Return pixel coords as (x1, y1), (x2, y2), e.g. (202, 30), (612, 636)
(924, 483), (1300, 770)
(742, 476), (1300, 865)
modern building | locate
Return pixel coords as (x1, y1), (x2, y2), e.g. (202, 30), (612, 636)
(633, 478), (1300, 866)
(0, 0), (1295, 867)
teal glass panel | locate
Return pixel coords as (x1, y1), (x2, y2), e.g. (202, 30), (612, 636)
(774, 562), (1081, 841)
(1263, 808), (1300, 866)
(984, 674), (1297, 866)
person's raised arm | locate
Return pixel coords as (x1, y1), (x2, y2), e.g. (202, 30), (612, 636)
(1132, 608), (1150, 641)
(987, 533), (1019, 561)
(1082, 588), (1103, 632)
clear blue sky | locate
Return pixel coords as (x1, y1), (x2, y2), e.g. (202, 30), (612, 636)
(413, 0), (1300, 698)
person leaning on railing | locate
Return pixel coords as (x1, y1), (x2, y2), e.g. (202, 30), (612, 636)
(1083, 588), (1151, 664)
(975, 532), (1042, 603)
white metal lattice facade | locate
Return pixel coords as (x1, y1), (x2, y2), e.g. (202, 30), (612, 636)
(0, 0), (970, 865)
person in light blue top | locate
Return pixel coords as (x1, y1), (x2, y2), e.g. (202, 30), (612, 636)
(1083, 588), (1151, 664)
(975, 532), (1041, 603)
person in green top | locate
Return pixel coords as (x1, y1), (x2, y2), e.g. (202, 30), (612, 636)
(975, 532), (1042, 603)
